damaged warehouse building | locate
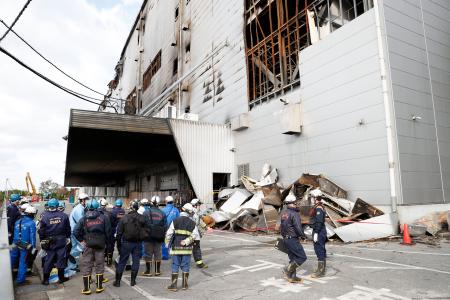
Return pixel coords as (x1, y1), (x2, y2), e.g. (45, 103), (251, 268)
(64, 0), (450, 237)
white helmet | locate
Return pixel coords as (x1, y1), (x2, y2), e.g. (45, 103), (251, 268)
(310, 189), (322, 198)
(141, 198), (149, 205)
(165, 196), (174, 203)
(190, 198), (201, 206)
(182, 203), (194, 214)
(78, 192), (89, 200)
(100, 198), (108, 207)
(137, 206), (146, 215)
(25, 205), (37, 214)
(151, 195), (161, 204)
(284, 194), (297, 204)
(20, 203), (31, 211)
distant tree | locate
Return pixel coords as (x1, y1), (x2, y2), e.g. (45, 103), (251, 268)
(39, 179), (65, 199)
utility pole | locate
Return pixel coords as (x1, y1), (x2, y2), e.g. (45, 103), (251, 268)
(4, 178), (9, 202)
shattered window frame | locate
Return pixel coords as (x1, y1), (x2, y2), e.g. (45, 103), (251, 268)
(143, 50), (162, 91)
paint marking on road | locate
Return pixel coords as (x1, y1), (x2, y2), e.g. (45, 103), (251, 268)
(123, 275), (171, 280)
(210, 229), (277, 239)
(208, 233), (268, 244)
(335, 245), (450, 256)
(320, 285), (411, 300)
(260, 276), (311, 293)
(105, 266), (173, 300)
(224, 260), (283, 275)
(352, 266), (417, 270)
(334, 253), (450, 275)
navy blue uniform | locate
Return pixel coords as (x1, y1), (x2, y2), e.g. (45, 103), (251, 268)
(311, 204), (327, 261)
(7, 203), (21, 244)
(280, 207), (307, 266)
(116, 211), (147, 273)
(39, 211), (71, 275)
(99, 207), (114, 255)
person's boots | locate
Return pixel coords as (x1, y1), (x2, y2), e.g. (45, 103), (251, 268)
(181, 272), (189, 290)
(155, 261), (161, 276)
(96, 274), (105, 293)
(196, 260), (208, 269)
(167, 273), (178, 292)
(58, 268), (69, 283)
(113, 272), (122, 287)
(42, 273), (50, 285)
(81, 275), (92, 295)
(287, 263), (303, 283)
(143, 261), (153, 277)
(130, 270), (138, 286)
(311, 260), (326, 278)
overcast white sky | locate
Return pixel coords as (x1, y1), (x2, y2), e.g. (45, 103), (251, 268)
(0, 0), (141, 191)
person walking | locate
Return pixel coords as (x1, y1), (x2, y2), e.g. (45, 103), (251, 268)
(142, 195), (166, 277)
(165, 203), (200, 292)
(113, 200), (148, 287)
(280, 194), (306, 283)
(10, 205), (37, 285)
(310, 189), (327, 278)
(39, 198), (71, 285)
(74, 199), (111, 295)
(190, 198), (208, 269)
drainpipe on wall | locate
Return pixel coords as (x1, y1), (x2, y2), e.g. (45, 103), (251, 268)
(373, 0), (398, 213)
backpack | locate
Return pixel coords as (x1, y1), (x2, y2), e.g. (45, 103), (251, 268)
(124, 214), (148, 242)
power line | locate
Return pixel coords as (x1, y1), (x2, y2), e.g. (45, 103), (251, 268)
(0, 45), (116, 108)
(0, 19), (126, 102)
(0, 0), (33, 43)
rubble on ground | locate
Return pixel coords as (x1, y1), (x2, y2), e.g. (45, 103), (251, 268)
(204, 164), (404, 243)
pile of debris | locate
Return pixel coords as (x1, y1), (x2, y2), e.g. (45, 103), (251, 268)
(207, 164), (398, 243)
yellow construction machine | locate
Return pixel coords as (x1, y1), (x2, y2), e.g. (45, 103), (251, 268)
(25, 172), (39, 202)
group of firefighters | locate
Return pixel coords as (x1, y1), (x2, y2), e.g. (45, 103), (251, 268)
(6, 192), (208, 294)
(6, 188), (327, 294)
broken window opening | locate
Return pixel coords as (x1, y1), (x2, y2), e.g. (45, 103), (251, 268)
(143, 50), (162, 91)
(124, 87), (137, 115)
(173, 57), (178, 76)
(175, 5), (179, 20)
(245, 0), (373, 106)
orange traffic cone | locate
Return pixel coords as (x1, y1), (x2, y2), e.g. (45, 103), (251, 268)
(400, 224), (414, 245)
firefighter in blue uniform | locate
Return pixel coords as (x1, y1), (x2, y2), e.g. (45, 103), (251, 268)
(110, 199), (125, 260)
(7, 194), (22, 245)
(280, 194), (306, 283)
(39, 198), (71, 285)
(310, 189), (327, 278)
(113, 200), (147, 287)
(74, 199), (111, 295)
(10, 205), (37, 284)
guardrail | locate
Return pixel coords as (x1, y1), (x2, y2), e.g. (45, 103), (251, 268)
(0, 203), (15, 300)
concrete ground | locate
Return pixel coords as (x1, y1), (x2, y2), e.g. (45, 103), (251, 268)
(13, 202), (450, 300)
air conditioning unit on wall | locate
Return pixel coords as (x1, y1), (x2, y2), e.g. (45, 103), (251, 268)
(166, 105), (177, 119)
(280, 103), (302, 135)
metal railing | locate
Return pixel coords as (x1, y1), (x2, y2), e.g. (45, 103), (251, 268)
(0, 203), (15, 300)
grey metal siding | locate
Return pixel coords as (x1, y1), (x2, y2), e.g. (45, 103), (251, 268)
(235, 10), (392, 205)
(383, 0), (449, 204)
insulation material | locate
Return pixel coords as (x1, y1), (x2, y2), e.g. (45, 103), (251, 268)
(241, 176), (259, 193)
(210, 211), (232, 223)
(219, 189), (252, 213)
(413, 211), (449, 236)
(333, 213), (398, 243)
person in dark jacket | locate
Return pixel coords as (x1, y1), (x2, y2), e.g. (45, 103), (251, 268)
(165, 203), (200, 291)
(7, 194), (22, 245)
(39, 198), (71, 285)
(142, 195), (166, 277)
(113, 200), (148, 287)
(74, 199), (111, 295)
(99, 198), (114, 266)
(310, 189), (327, 278)
(110, 199), (125, 259)
(280, 194), (306, 283)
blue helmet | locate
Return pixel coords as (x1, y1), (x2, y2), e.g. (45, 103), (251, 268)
(10, 194), (21, 202)
(86, 199), (99, 210)
(115, 199), (123, 207)
(58, 201), (66, 211)
(48, 198), (59, 208)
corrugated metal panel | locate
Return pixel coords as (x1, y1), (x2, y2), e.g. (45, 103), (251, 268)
(70, 109), (171, 135)
(169, 119), (234, 206)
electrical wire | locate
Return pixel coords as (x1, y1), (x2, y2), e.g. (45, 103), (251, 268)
(0, 45), (118, 109)
(0, 0), (33, 42)
(0, 19), (126, 102)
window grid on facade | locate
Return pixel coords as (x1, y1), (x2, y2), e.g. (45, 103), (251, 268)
(143, 50), (162, 91)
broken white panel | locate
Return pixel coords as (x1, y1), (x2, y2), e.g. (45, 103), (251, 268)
(257, 168), (279, 187)
(333, 213), (398, 243)
(220, 189), (252, 214)
(307, 9), (320, 44)
(169, 119), (234, 206)
(210, 211), (232, 223)
(303, 223), (335, 240)
(331, 197), (354, 213)
(218, 188), (236, 200)
(240, 191), (264, 213)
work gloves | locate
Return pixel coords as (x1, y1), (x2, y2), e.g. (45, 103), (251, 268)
(313, 233), (318, 243)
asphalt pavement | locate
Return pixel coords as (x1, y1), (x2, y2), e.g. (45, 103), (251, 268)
(14, 202), (450, 300)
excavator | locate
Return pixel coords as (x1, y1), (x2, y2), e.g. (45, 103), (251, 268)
(25, 172), (39, 202)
